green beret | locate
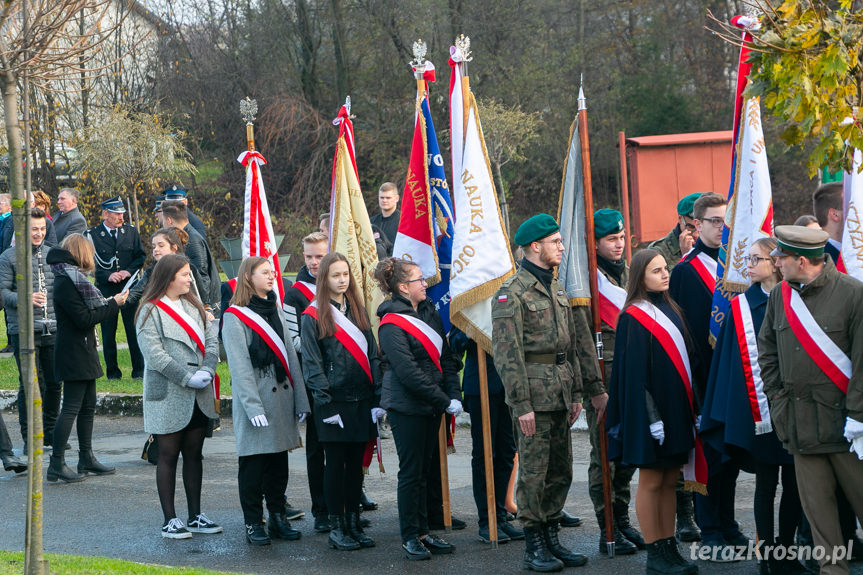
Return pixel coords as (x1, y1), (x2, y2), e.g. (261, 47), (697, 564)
(676, 192), (703, 217)
(772, 225), (829, 258)
(514, 214), (560, 246)
(594, 209), (624, 239)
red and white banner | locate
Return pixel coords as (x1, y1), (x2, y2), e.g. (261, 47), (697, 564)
(690, 252), (718, 294)
(597, 272), (626, 328)
(626, 300), (708, 493)
(303, 301), (372, 383)
(238, 150), (284, 303)
(224, 305), (293, 386)
(781, 282), (850, 394)
(842, 147), (863, 280)
(730, 293), (772, 435)
(379, 312), (443, 372)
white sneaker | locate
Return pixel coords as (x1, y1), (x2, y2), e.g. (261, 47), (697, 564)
(187, 513), (223, 534)
(161, 518), (192, 539)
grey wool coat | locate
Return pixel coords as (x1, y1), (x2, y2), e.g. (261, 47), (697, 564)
(137, 299), (220, 435)
(223, 309), (310, 457)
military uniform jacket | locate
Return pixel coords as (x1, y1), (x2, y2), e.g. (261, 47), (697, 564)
(492, 264), (603, 418)
(648, 227), (683, 273)
(758, 260), (863, 455)
(85, 223), (145, 290)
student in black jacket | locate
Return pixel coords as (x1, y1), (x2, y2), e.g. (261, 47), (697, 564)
(48, 234), (128, 483)
(374, 257), (461, 561)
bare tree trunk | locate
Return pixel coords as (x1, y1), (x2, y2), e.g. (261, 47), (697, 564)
(494, 161), (511, 239)
(330, 0), (350, 101)
(79, 10), (89, 129)
(295, 0), (319, 108)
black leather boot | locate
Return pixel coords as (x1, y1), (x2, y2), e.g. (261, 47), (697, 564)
(268, 512), (301, 540)
(246, 523), (271, 545)
(327, 514), (360, 551)
(1, 453), (26, 473)
(345, 511), (374, 548)
(47, 454), (85, 483)
(77, 449), (116, 476)
(598, 524), (638, 555)
(359, 487), (378, 511)
(542, 522), (588, 567)
(661, 537), (698, 574)
(614, 506), (646, 549)
(523, 525), (564, 572)
(646, 539), (692, 575)
(675, 491), (701, 542)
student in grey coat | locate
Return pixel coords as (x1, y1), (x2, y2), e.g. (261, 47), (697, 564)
(136, 254), (222, 540)
(223, 256), (311, 546)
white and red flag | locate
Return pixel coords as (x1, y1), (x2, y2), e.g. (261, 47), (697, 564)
(841, 147), (863, 279)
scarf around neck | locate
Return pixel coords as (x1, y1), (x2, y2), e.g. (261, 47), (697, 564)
(247, 292), (287, 383)
(51, 263), (108, 310)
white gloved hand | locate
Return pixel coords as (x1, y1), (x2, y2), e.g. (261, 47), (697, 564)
(844, 417), (863, 442)
(371, 407), (387, 423)
(250, 414), (269, 427)
(851, 436), (863, 460)
(649, 421), (665, 445)
(323, 414), (344, 428)
(446, 399), (463, 416)
(298, 412), (308, 423)
(187, 370), (212, 389)
(695, 415), (702, 433)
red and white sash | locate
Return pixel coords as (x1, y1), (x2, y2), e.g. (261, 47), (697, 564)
(293, 281), (316, 302)
(730, 293), (772, 435)
(303, 301), (372, 383)
(598, 272), (627, 328)
(781, 282), (850, 394)
(152, 299), (220, 407)
(379, 313), (443, 372)
(688, 252), (718, 294)
(227, 277), (237, 293)
(223, 305), (294, 387)
(625, 300), (708, 492)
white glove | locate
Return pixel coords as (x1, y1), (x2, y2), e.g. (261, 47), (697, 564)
(695, 415), (702, 433)
(446, 399), (463, 416)
(371, 407), (387, 423)
(298, 412), (308, 423)
(844, 417), (863, 442)
(250, 414), (269, 427)
(649, 421), (665, 445)
(187, 370), (212, 389)
(850, 436), (863, 460)
(322, 414), (344, 428)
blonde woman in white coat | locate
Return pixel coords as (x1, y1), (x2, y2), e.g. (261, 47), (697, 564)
(136, 254), (221, 540)
(223, 257), (310, 546)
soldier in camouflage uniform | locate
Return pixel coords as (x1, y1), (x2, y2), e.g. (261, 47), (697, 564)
(648, 192), (701, 274)
(493, 214), (602, 572)
(583, 210), (643, 556)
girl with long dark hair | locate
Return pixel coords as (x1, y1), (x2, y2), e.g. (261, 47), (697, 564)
(136, 254), (221, 539)
(606, 249), (699, 575)
(301, 252), (381, 551)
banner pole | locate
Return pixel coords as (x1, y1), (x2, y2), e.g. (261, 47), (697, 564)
(438, 413), (452, 532)
(477, 349), (499, 547)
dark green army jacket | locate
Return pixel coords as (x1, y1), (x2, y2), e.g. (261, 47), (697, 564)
(758, 260), (863, 455)
(648, 228), (682, 273)
(492, 265), (603, 418)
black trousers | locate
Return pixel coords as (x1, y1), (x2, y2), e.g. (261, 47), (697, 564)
(238, 451), (289, 525)
(390, 412), (438, 543)
(98, 285), (144, 377)
(323, 442), (365, 515)
(52, 380), (96, 453)
(753, 461), (802, 546)
(695, 445), (741, 543)
(464, 394), (516, 527)
(0, 410), (14, 457)
(305, 390), (327, 517)
(12, 334), (60, 445)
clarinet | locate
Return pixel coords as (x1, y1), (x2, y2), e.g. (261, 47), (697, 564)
(35, 247), (55, 335)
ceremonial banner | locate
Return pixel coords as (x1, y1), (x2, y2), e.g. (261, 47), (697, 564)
(238, 150), (285, 302)
(447, 43), (516, 353)
(557, 115), (591, 306)
(330, 103), (383, 325)
(710, 15), (774, 340)
(841, 148), (863, 281)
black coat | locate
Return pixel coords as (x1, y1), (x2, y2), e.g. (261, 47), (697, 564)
(377, 294), (461, 416)
(47, 248), (119, 382)
(85, 223), (145, 291)
(300, 302), (381, 442)
(450, 326), (504, 396)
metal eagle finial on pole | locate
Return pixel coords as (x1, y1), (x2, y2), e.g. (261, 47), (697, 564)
(240, 96), (258, 152)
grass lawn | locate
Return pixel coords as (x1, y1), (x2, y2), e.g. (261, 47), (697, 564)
(0, 550), (245, 575)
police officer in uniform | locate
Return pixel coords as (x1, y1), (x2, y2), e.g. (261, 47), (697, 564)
(759, 226), (863, 575)
(493, 214), (603, 572)
(648, 192), (701, 274)
(163, 185), (207, 239)
(85, 196), (145, 379)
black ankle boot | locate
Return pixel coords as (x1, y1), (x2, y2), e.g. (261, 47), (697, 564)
(359, 489), (378, 511)
(598, 525), (638, 555)
(542, 522), (588, 567)
(345, 511), (374, 547)
(77, 449), (116, 476)
(327, 514), (360, 550)
(1, 453), (26, 473)
(675, 491), (701, 542)
(268, 512), (301, 540)
(523, 525), (564, 572)
(614, 510), (646, 549)
(47, 454), (85, 483)
(661, 537), (698, 574)
(646, 539), (691, 575)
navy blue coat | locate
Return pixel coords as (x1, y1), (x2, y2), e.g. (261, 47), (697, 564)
(606, 295), (697, 467)
(450, 327), (504, 396)
(701, 283), (793, 468)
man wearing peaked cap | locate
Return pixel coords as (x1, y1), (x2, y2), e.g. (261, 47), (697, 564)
(161, 185), (206, 239)
(648, 192), (703, 274)
(493, 213), (602, 571)
(759, 224), (863, 575)
(84, 195), (146, 379)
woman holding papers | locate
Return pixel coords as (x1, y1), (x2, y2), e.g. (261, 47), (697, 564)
(136, 254), (222, 540)
(374, 257), (462, 561)
(301, 252), (381, 551)
(47, 234), (128, 483)
(223, 256), (309, 546)
(605, 249), (699, 575)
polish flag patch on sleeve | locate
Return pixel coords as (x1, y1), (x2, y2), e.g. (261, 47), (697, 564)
(497, 295), (508, 302)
